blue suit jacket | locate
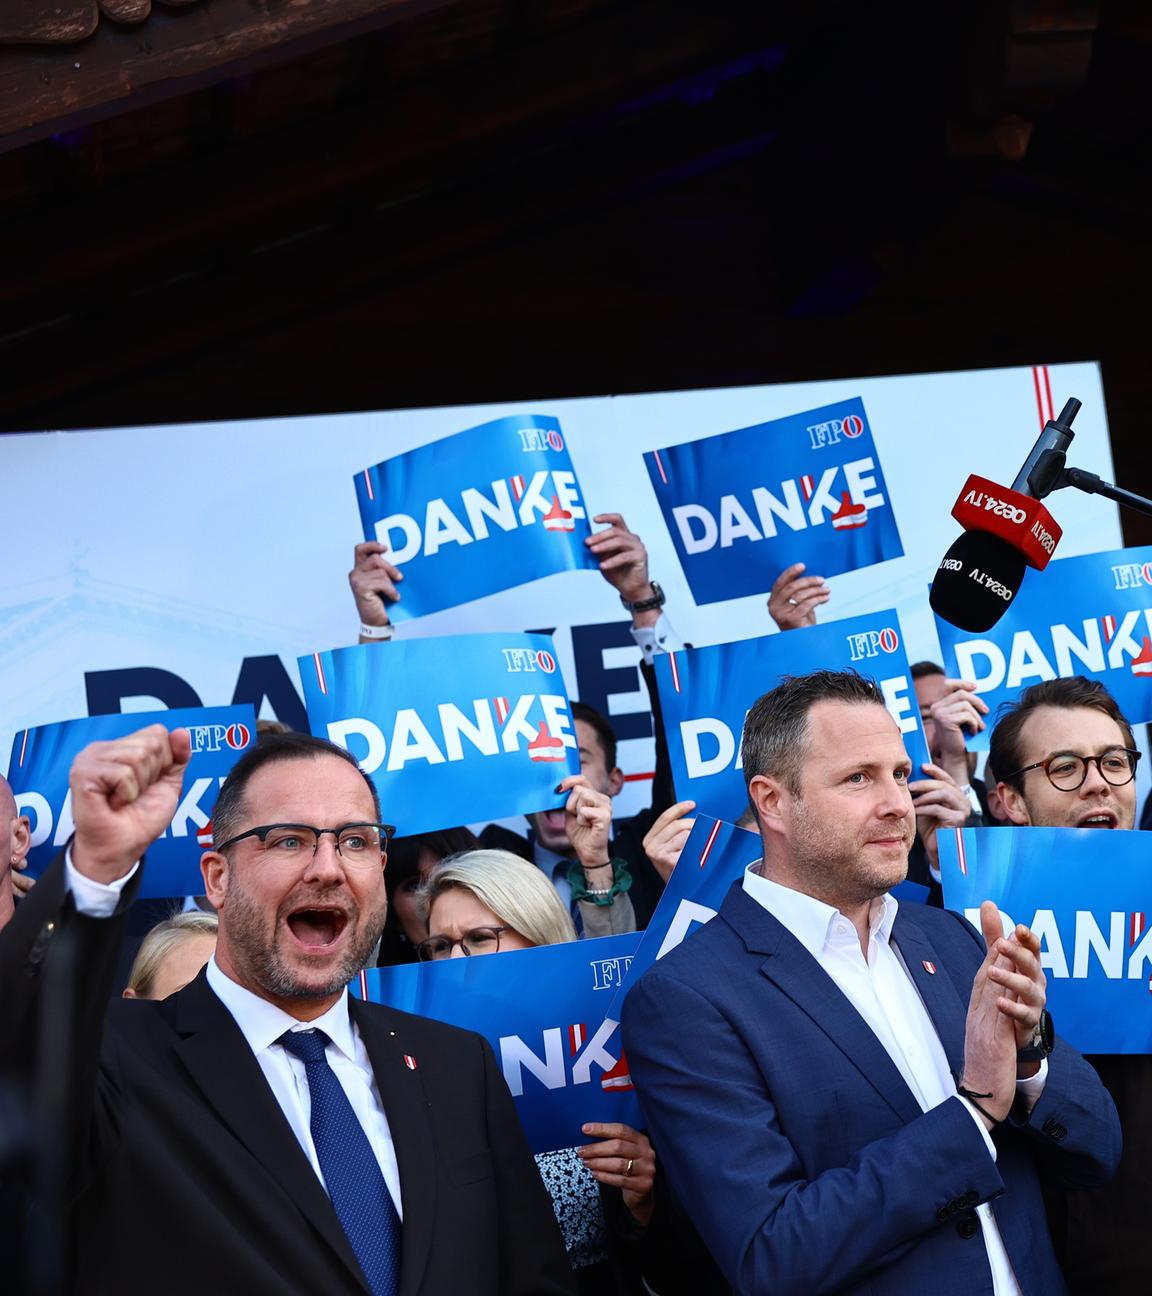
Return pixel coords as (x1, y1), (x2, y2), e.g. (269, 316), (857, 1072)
(621, 882), (1121, 1296)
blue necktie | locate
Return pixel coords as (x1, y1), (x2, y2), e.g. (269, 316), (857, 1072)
(280, 1028), (402, 1296)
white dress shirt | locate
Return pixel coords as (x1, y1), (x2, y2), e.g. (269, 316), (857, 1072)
(63, 852), (403, 1217)
(630, 612), (684, 665)
(743, 865), (1048, 1296)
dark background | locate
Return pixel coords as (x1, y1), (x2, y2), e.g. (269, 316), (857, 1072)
(0, 1), (1148, 537)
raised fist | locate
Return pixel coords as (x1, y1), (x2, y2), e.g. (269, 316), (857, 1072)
(70, 725), (192, 885)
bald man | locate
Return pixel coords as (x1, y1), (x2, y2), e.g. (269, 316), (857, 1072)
(0, 774), (32, 931)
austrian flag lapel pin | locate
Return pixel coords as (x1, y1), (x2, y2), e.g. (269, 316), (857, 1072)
(922, 961), (937, 975)
(403, 1054), (418, 1071)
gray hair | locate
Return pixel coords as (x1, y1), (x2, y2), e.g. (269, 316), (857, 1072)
(417, 849), (577, 949)
(741, 669), (888, 797)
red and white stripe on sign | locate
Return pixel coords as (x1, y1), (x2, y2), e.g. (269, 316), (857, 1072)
(404, 1054), (418, 1070)
(494, 696), (510, 725)
(699, 818), (722, 869)
(801, 474), (814, 501)
(510, 475), (526, 500)
(954, 827), (968, 876)
(358, 969), (369, 999)
(922, 961), (937, 976)
(1131, 912), (1146, 946)
(18, 728), (29, 768)
(568, 1023), (586, 1056)
(668, 652), (682, 694)
(1102, 615), (1117, 642)
(653, 449), (669, 485)
(1031, 364), (1055, 430)
(362, 469), (375, 502)
(313, 652), (328, 696)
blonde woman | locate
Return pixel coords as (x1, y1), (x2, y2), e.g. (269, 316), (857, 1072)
(122, 910), (218, 1001)
(417, 849), (658, 1295)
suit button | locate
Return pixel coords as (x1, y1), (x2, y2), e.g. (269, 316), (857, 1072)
(936, 1206), (950, 1223)
(1047, 1122), (1067, 1141)
(956, 1212), (979, 1240)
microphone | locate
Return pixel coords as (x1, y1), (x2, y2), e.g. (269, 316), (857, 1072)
(929, 399), (1080, 633)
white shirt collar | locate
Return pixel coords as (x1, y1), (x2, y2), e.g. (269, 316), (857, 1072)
(205, 956), (357, 1061)
(742, 862), (899, 958)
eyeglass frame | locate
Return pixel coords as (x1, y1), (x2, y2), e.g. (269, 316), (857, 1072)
(1003, 747), (1141, 791)
(415, 926), (510, 962)
(212, 821), (396, 859)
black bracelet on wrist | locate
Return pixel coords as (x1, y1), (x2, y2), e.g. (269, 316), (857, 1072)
(582, 860), (613, 871)
(957, 1086), (1003, 1129)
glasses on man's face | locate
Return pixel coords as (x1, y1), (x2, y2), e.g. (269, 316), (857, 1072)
(213, 822), (395, 866)
(1006, 747), (1141, 792)
(415, 926), (509, 962)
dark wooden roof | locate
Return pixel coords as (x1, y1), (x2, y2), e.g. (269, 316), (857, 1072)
(0, 1), (1148, 537)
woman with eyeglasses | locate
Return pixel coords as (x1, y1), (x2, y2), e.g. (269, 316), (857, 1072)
(415, 848), (674, 1296)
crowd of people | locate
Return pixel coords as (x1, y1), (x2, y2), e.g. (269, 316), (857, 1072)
(0, 511), (1146, 1295)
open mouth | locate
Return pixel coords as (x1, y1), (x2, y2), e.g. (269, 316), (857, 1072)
(1076, 812), (1117, 829)
(539, 810), (567, 833)
(285, 907), (349, 950)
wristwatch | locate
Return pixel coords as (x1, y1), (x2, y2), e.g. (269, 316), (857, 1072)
(619, 581), (666, 613)
(1017, 1009), (1054, 1063)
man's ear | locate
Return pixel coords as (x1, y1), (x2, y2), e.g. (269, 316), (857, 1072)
(200, 851), (228, 911)
(10, 815), (30, 866)
(748, 774), (788, 834)
(607, 765), (625, 797)
(996, 781), (1032, 826)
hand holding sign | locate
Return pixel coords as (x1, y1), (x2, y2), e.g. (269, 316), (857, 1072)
(559, 775), (613, 870)
(579, 1122), (656, 1225)
(349, 540), (403, 630)
(641, 800), (697, 883)
(923, 679), (988, 786)
(585, 513), (655, 610)
(909, 762), (972, 873)
(767, 562), (830, 631)
(70, 724), (192, 885)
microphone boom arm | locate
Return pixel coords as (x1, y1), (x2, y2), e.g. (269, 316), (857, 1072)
(1060, 465), (1152, 519)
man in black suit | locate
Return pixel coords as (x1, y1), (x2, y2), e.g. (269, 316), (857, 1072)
(0, 725), (575, 1296)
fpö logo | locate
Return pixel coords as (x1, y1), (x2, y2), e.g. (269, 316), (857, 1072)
(516, 426), (565, 453)
(501, 647), (556, 673)
(846, 627), (899, 661)
(186, 723), (251, 754)
(807, 413), (865, 450)
(1112, 561), (1152, 591)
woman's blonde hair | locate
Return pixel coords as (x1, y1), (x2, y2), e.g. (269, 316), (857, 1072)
(125, 910), (219, 998)
(418, 849), (577, 949)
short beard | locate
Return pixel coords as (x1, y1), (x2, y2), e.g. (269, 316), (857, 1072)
(789, 796), (909, 908)
(224, 881), (388, 1002)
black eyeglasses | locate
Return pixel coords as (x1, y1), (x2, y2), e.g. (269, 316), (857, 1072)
(1005, 748), (1141, 792)
(415, 926), (509, 962)
(213, 822), (395, 866)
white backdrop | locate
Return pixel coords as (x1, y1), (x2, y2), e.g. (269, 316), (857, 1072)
(0, 361), (1126, 815)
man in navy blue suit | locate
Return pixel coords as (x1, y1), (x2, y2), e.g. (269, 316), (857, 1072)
(622, 669), (1119, 1296)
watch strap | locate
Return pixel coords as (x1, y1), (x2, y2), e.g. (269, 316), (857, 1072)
(620, 581), (665, 613)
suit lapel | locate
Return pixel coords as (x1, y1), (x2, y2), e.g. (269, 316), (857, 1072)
(351, 998), (436, 1296)
(173, 973), (368, 1292)
(890, 913), (968, 1079)
(722, 885), (924, 1126)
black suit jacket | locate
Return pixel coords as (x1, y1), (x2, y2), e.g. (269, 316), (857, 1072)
(0, 857), (576, 1296)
